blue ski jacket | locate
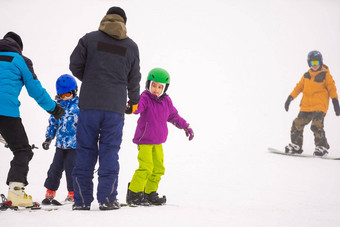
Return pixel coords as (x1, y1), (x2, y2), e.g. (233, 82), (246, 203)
(45, 97), (79, 149)
(0, 37), (56, 117)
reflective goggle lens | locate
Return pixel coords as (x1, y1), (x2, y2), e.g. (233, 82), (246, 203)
(60, 92), (72, 98)
(310, 60), (320, 66)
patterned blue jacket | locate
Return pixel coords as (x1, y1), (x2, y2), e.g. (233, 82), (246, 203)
(45, 97), (79, 149)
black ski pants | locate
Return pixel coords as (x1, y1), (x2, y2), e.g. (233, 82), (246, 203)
(0, 115), (33, 185)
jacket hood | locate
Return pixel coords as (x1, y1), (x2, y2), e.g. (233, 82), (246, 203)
(0, 38), (22, 54)
(99, 14), (128, 40)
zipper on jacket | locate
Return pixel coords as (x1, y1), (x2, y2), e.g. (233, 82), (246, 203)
(138, 122), (148, 142)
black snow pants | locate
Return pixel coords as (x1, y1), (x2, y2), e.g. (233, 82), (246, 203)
(0, 115), (33, 185)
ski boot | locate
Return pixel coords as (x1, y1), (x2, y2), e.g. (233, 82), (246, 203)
(126, 183), (149, 206)
(72, 204), (90, 210)
(7, 182), (33, 207)
(285, 143), (303, 154)
(313, 146), (328, 157)
(99, 200), (120, 210)
(65, 191), (74, 203)
(144, 191), (166, 205)
(42, 189), (56, 205)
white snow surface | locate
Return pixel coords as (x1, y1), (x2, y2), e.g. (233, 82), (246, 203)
(1, 0), (340, 226)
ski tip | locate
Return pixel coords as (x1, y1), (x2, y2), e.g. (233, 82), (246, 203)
(120, 203), (138, 207)
(51, 199), (63, 206)
(32, 202), (41, 209)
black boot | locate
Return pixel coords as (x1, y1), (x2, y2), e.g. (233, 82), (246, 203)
(99, 200), (120, 210)
(313, 146), (328, 157)
(285, 143), (303, 154)
(72, 204), (90, 210)
(126, 183), (149, 206)
(145, 192), (166, 205)
(41, 197), (53, 205)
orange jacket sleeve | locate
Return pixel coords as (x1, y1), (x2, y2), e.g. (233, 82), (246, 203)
(325, 72), (338, 99)
(290, 75), (304, 99)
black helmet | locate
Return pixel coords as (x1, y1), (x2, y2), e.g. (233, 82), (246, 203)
(307, 50), (323, 67)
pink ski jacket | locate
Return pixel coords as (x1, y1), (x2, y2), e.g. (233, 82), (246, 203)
(132, 90), (189, 145)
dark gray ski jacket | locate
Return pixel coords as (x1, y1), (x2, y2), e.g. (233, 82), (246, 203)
(69, 14), (141, 114)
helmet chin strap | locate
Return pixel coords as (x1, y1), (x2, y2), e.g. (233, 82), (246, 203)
(149, 81), (166, 97)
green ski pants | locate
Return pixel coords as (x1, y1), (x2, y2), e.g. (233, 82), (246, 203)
(129, 144), (165, 194)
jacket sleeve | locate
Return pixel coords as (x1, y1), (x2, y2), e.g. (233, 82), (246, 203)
(167, 97), (189, 129)
(127, 46), (141, 105)
(326, 73), (338, 99)
(16, 56), (56, 112)
(69, 36), (87, 81)
(290, 75), (305, 99)
(23, 56), (37, 79)
(134, 92), (146, 114)
(45, 115), (58, 139)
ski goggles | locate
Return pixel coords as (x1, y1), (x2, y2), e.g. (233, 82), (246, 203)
(310, 60), (320, 66)
(60, 92), (72, 99)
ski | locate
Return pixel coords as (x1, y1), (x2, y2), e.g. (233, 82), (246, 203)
(0, 134), (8, 148)
(42, 197), (63, 205)
(0, 133), (38, 150)
(120, 202), (168, 207)
(268, 147), (340, 160)
(0, 194), (58, 212)
(51, 199), (63, 206)
(120, 203), (139, 207)
(8, 205), (58, 212)
(41, 197), (72, 206)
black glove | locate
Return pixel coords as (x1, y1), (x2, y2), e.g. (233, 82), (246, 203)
(125, 101), (138, 114)
(48, 103), (65, 120)
(42, 138), (52, 150)
(332, 98), (340, 116)
(284, 95), (293, 112)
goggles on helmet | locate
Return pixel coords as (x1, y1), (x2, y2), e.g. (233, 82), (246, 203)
(60, 92), (72, 99)
(310, 60), (320, 66)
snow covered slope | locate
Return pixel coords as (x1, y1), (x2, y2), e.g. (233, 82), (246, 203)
(1, 0), (340, 226)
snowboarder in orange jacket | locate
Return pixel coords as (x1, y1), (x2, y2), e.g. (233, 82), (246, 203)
(284, 50), (340, 157)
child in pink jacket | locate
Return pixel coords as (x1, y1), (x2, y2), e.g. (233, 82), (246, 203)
(125, 68), (194, 206)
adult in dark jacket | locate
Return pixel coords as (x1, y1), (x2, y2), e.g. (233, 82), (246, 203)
(0, 32), (64, 207)
(70, 6), (141, 210)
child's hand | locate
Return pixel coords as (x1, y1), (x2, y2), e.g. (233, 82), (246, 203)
(332, 98), (340, 116)
(184, 126), (194, 141)
(42, 138), (52, 150)
(125, 101), (138, 114)
(284, 95), (293, 112)
(48, 103), (65, 120)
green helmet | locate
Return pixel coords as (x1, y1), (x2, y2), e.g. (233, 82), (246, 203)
(147, 68), (170, 84)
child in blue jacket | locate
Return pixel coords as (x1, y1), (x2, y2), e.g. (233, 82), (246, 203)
(41, 74), (79, 204)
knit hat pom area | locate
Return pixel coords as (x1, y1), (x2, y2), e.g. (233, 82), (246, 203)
(106, 7), (127, 24)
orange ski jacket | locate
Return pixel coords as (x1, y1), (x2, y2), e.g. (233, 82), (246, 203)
(290, 65), (338, 114)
